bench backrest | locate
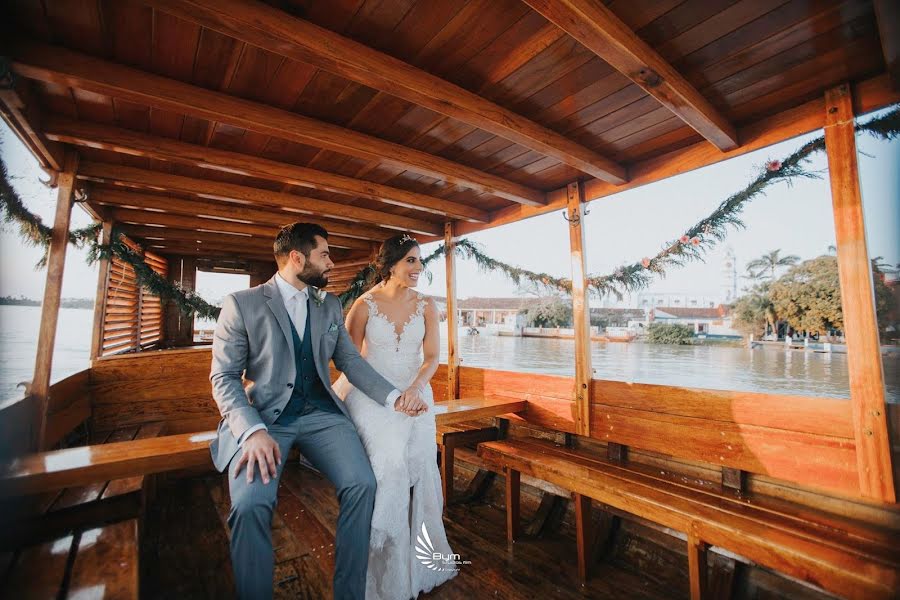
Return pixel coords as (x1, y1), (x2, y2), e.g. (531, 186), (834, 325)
(454, 365), (887, 499)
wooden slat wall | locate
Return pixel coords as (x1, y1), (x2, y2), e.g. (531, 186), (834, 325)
(99, 240), (167, 356)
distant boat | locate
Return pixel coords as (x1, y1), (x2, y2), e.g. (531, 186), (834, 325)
(594, 326), (637, 343)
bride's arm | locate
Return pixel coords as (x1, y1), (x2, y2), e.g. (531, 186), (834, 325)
(408, 297), (441, 394)
(344, 296), (369, 353)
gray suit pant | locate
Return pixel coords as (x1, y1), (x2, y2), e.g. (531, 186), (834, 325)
(227, 403), (376, 599)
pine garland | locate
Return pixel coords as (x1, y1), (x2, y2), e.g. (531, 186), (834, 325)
(87, 228), (223, 321)
(0, 157), (101, 268)
(3, 106), (898, 317)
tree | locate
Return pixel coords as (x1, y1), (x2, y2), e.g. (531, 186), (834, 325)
(731, 282), (776, 337)
(647, 323), (694, 345)
(768, 255), (895, 334)
(745, 249), (801, 280)
(524, 297), (573, 327)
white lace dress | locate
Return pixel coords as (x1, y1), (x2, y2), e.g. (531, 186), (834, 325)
(333, 292), (458, 600)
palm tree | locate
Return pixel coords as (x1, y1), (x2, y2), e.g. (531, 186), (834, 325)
(746, 249), (801, 280)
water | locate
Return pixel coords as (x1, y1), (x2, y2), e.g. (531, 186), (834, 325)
(0, 305), (94, 402)
(437, 326), (900, 402)
(2, 305), (897, 403)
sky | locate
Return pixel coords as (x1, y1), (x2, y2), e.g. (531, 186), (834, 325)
(1, 109), (898, 306)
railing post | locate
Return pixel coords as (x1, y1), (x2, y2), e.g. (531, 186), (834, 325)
(444, 221), (460, 400)
(90, 220), (113, 359)
(31, 149), (79, 451)
(824, 83), (895, 502)
(566, 180), (592, 437)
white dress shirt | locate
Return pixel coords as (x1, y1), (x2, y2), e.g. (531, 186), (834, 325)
(237, 272), (401, 447)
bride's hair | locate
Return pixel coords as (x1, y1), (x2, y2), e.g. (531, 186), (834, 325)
(374, 233), (419, 282)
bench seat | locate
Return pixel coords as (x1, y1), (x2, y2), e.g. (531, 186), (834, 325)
(2, 422), (166, 549)
(478, 437), (900, 600)
(1, 519), (139, 599)
(436, 421), (500, 506)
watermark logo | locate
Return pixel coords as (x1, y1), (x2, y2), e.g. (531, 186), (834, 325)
(415, 522), (469, 572)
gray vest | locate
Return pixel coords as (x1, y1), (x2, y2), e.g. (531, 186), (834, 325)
(276, 297), (341, 422)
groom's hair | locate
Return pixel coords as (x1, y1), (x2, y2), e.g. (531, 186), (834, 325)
(273, 222), (329, 265)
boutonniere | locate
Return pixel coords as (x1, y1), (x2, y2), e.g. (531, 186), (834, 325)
(310, 287), (327, 307)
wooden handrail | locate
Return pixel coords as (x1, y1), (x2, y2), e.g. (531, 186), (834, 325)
(0, 397), (526, 498)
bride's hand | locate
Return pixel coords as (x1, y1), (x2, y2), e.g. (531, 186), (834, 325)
(395, 385), (427, 416)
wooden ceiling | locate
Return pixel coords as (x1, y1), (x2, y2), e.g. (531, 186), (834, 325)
(1, 0), (897, 291)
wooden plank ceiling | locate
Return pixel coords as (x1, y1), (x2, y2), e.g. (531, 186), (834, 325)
(1, 0), (890, 289)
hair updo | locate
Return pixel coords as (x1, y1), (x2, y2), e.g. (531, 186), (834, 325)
(374, 233), (420, 282)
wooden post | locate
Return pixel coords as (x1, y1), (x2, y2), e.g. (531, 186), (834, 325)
(824, 84), (895, 502)
(566, 180), (592, 437)
(30, 150), (79, 451)
(504, 466), (520, 545)
(574, 492), (592, 583)
(164, 256), (198, 346)
(89, 220), (113, 359)
(687, 533), (708, 600)
(444, 222), (460, 400)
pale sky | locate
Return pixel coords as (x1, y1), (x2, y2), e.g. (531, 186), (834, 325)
(1, 109), (898, 305)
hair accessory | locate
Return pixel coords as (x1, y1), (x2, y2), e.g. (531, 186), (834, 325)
(399, 233), (417, 245)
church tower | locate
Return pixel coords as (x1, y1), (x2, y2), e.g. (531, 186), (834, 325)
(721, 247), (738, 304)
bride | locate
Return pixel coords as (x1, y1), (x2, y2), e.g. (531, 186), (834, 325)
(333, 233), (458, 599)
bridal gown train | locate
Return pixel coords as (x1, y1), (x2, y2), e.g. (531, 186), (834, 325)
(333, 292), (458, 600)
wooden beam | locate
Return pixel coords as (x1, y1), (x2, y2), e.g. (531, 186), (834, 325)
(90, 188), (392, 242)
(10, 41), (546, 206)
(445, 222), (461, 401)
(30, 150), (78, 451)
(457, 74), (900, 238)
(0, 72), (64, 171)
(824, 83), (895, 502)
(873, 0), (900, 90)
(118, 224), (276, 250)
(141, 241), (275, 261)
(143, 0), (627, 185)
(567, 181), (592, 437)
(89, 221), (113, 360)
(522, 0), (737, 151)
(77, 161), (442, 236)
(44, 117), (490, 222)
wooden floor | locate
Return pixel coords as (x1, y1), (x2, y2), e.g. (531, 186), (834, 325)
(140, 463), (676, 600)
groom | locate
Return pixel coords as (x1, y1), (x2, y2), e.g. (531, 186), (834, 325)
(209, 222), (426, 599)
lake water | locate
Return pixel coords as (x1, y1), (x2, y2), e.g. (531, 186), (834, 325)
(2, 305), (897, 403)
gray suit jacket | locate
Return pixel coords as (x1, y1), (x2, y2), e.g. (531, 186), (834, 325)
(208, 274), (396, 472)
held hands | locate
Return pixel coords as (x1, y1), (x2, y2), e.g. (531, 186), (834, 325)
(394, 385), (427, 416)
(234, 429), (282, 484)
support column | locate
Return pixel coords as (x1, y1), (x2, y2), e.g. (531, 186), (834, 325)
(824, 83), (895, 502)
(164, 256), (198, 346)
(30, 149), (78, 451)
(444, 222), (460, 400)
(89, 220), (113, 359)
(566, 180), (592, 437)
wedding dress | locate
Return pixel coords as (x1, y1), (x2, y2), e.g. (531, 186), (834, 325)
(333, 292), (458, 599)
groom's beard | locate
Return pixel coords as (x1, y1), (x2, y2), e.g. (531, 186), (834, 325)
(297, 266), (330, 289)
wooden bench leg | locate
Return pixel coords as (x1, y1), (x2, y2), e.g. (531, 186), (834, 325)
(504, 466), (520, 545)
(574, 493), (591, 583)
(687, 533), (708, 600)
(440, 445), (454, 509)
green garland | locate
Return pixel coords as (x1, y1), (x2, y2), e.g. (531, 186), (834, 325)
(3, 106), (898, 317)
(87, 228), (223, 321)
(338, 106), (900, 307)
(0, 157), (101, 268)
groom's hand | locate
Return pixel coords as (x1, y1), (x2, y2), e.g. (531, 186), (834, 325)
(234, 429), (281, 484)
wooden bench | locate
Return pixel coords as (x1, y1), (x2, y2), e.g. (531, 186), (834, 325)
(478, 437), (900, 600)
(0, 422), (166, 599)
(436, 421), (502, 506)
(1, 519), (140, 599)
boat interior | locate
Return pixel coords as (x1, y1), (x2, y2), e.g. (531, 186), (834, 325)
(1, 0), (899, 598)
